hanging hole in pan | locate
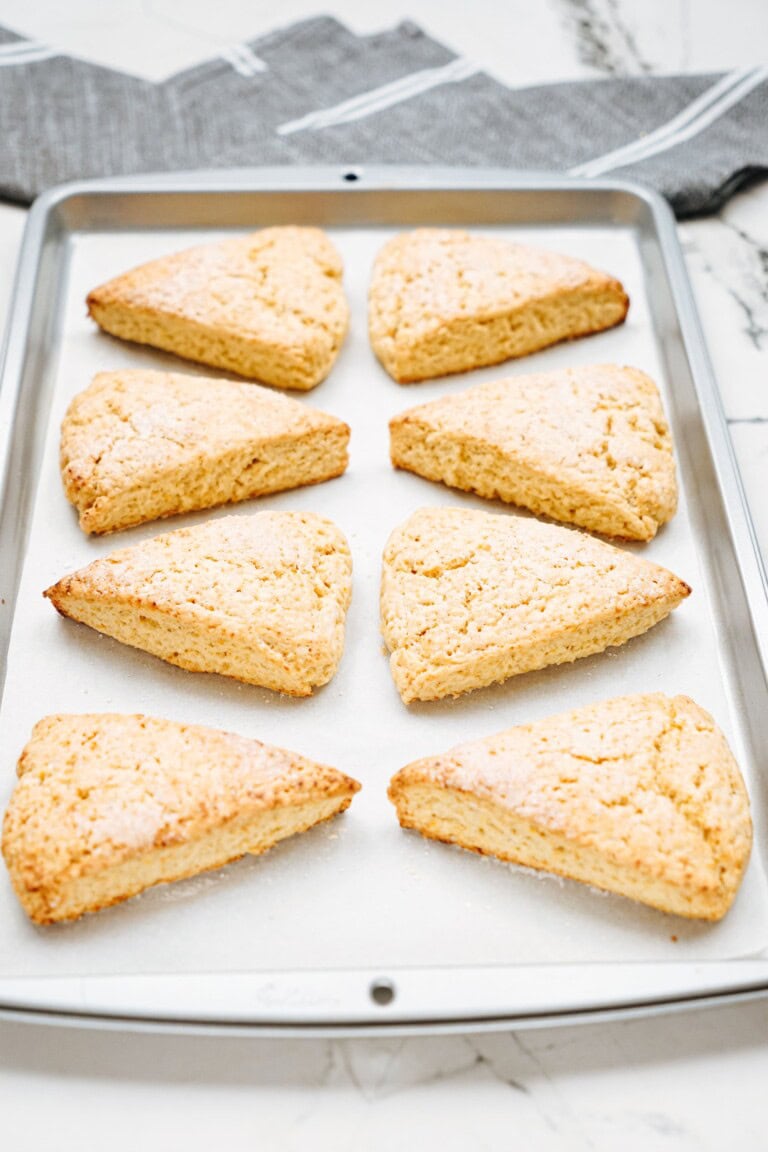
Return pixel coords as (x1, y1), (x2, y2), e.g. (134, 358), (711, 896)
(342, 170), (361, 182)
(370, 978), (395, 1006)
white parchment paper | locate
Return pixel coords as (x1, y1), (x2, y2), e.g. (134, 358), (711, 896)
(0, 222), (765, 978)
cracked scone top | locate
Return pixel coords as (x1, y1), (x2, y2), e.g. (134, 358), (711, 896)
(389, 364), (677, 540)
(86, 227), (349, 390)
(60, 369), (350, 534)
(368, 229), (629, 382)
(381, 507), (690, 703)
(2, 713), (361, 923)
(388, 693), (752, 920)
(44, 511), (352, 695)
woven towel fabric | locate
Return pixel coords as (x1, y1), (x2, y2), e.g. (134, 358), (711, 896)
(1, 16), (766, 215)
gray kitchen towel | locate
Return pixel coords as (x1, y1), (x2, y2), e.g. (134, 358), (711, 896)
(1, 16), (766, 215)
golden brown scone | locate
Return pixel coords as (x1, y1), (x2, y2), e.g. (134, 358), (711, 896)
(381, 507), (690, 703)
(388, 693), (752, 921)
(86, 227), (349, 390)
(61, 369), (350, 534)
(44, 511), (352, 696)
(2, 713), (361, 924)
(368, 229), (629, 382)
(390, 364), (677, 541)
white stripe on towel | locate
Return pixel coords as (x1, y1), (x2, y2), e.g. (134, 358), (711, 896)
(571, 66), (767, 177)
(221, 44), (267, 78)
(277, 56), (479, 136)
(0, 41), (57, 66)
(0, 39), (47, 55)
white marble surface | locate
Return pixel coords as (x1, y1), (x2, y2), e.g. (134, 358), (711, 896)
(0, 1), (767, 1147)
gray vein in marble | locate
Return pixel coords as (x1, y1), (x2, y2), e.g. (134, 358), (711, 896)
(723, 224), (768, 350)
(338, 1042), (364, 1095)
(690, 218), (768, 351)
(140, 0), (227, 46)
(331, 1036), (484, 1102)
(679, 0), (692, 70)
(372, 1037), (408, 1096)
(638, 1111), (691, 1138)
(505, 1031), (601, 1147)
(725, 220), (768, 349)
(515, 1032), (612, 1147)
(555, 0), (653, 74)
(318, 1038), (336, 1087)
(462, 1035), (529, 1094)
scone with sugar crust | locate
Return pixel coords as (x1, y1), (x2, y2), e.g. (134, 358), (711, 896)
(388, 693), (752, 920)
(44, 511), (352, 696)
(87, 227), (349, 390)
(61, 369), (350, 534)
(381, 507), (690, 703)
(389, 364), (677, 541)
(369, 229), (629, 382)
(2, 713), (361, 924)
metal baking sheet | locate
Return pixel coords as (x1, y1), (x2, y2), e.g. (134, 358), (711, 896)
(1, 168), (767, 1034)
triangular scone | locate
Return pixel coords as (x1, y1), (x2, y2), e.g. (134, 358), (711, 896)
(368, 230), (629, 382)
(44, 512), (352, 696)
(2, 713), (361, 923)
(388, 693), (752, 920)
(390, 365), (677, 540)
(61, 369), (350, 535)
(381, 508), (690, 703)
(87, 227), (349, 390)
